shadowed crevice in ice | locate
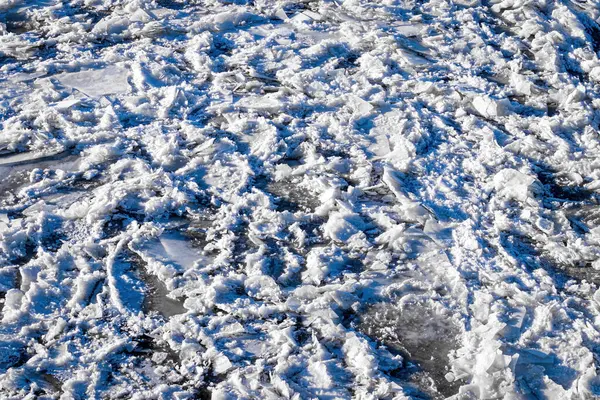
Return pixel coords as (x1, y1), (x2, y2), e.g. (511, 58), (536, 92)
(357, 302), (461, 399)
(8, 237), (36, 267)
(588, 23), (600, 54)
(155, 0), (187, 11)
(0, 339), (27, 372)
(536, 167), (597, 204)
(499, 231), (600, 285)
(561, 264), (600, 285)
(565, 204), (600, 236)
(128, 333), (180, 365)
(0, 269), (14, 313)
(254, 175), (319, 213)
(38, 372), (62, 395)
(2, 10), (33, 34)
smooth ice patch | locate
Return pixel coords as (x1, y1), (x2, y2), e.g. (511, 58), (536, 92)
(140, 231), (204, 271)
(55, 66), (129, 98)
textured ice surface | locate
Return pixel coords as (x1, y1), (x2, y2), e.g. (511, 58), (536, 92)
(2, 0), (600, 398)
(359, 302), (461, 398)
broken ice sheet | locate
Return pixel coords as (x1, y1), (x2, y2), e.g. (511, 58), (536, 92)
(134, 231), (205, 271)
(235, 95), (283, 113)
(359, 301), (461, 397)
(260, 176), (319, 213)
(0, 150), (81, 204)
(55, 66), (129, 98)
(0, 148), (73, 167)
(391, 22), (426, 38)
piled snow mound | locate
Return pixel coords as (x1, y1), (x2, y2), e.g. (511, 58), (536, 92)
(1, 0), (600, 398)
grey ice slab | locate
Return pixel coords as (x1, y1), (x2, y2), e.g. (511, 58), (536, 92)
(0, 151), (80, 202)
(55, 65), (129, 98)
(142, 272), (186, 318)
(0, 149), (74, 167)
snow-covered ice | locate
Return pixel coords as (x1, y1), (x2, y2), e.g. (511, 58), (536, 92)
(2, 0), (600, 398)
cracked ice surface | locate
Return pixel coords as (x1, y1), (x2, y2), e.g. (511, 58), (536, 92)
(1, 0), (600, 398)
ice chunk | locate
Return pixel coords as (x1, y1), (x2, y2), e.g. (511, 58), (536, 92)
(472, 95), (510, 118)
(368, 131), (391, 157)
(207, 10), (261, 31)
(244, 275), (282, 301)
(382, 167), (430, 223)
(343, 333), (377, 379)
(12, 71), (46, 82)
(4, 289), (24, 312)
(346, 94), (374, 116)
(0, 214), (9, 233)
(236, 95), (282, 113)
(392, 23), (425, 37)
(291, 10), (323, 24)
(92, 16), (131, 36)
(274, 8), (288, 21)
(308, 361), (333, 388)
(130, 9), (154, 23)
(398, 48), (431, 66)
(323, 211), (366, 243)
(510, 72), (533, 96)
(213, 353), (232, 374)
(67, 272), (104, 311)
(516, 349), (556, 366)
(590, 66), (600, 83)
(492, 169), (541, 202)
(56, 66), (129, 98)
(369, 111), (409, 161)
(302, 246), (357, 285)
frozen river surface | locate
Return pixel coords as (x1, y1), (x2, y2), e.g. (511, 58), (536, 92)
(1, 0), (600, 398)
